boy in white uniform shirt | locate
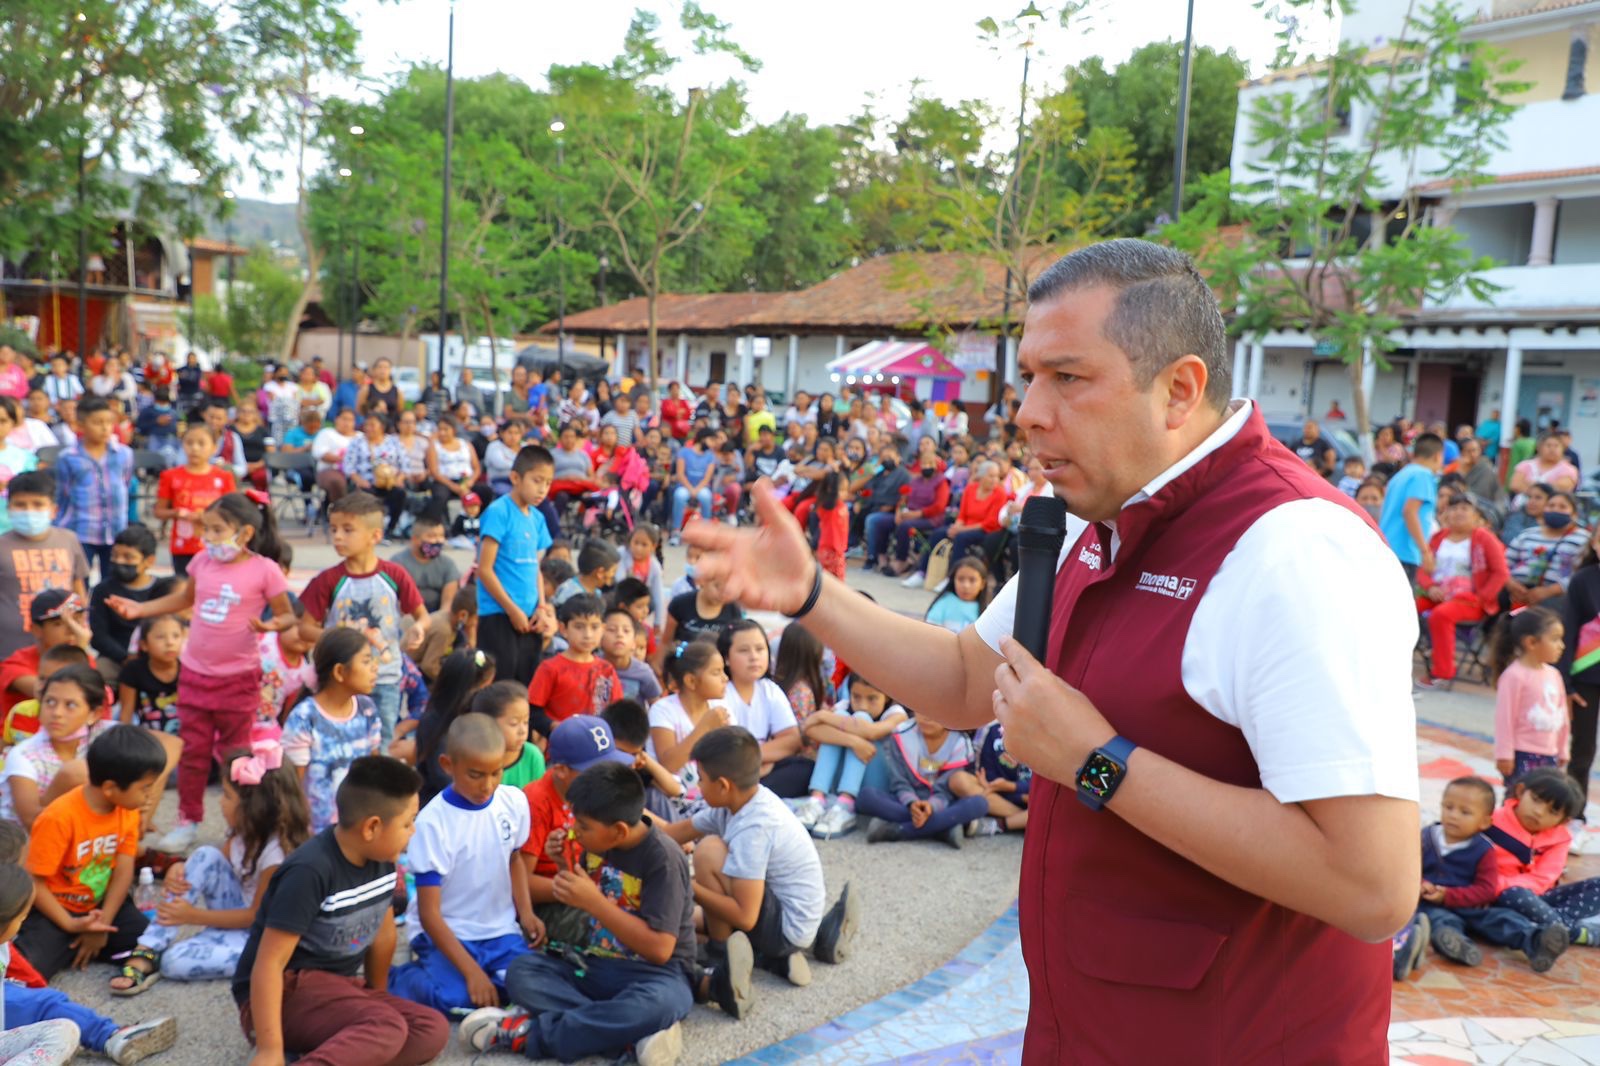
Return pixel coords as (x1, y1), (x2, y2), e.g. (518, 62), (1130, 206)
(389, 714), (546, 1012)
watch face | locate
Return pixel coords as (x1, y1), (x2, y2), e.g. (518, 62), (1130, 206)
(1077, 752), (1123, 799)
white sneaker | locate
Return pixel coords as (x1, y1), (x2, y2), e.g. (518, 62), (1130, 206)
(152, 821), (198, 853)
(793, 796), (827, 829)
(106, 1017), (178, 1065)
(635, 1021), (683, 1066)
(900, 570), (925, 588)
(933, 577), (949, 593)
(813, 802), (858, 840)
(1572, 822), (1591, 855)
(965, 816), (1006, 838)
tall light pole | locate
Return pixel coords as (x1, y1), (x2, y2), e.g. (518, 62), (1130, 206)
(551, 118), (566, 380)
(436, 0), (456, 382)
(337, 166), (352, 369)
(1171, 0), (1197, 222)
(348, 124), (364, 369)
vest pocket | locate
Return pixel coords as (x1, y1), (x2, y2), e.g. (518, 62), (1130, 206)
(1061, 893), (1227, 990)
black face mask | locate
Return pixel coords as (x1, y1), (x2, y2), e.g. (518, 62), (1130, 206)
(882, 458), (897, 469)
(109, 562), (141, 586)
(921, 467), (938, 477)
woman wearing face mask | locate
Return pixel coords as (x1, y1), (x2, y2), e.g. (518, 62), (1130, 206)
(1414, 494), (1508, 688)
(1503, 489), (1588, 618)
(884, 454), (954, 577)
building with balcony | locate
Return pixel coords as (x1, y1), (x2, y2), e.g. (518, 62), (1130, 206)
(1229, 0), (1600, 461)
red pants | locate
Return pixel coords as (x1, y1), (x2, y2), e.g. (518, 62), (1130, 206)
(240, 970), (448, 1066)
(1417, 596), (1486, 681)
(176, 664), (257, 823)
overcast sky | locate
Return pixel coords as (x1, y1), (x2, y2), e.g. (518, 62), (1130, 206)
(232, 0), (1339, 201)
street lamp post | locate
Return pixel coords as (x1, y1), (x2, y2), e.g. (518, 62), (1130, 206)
(598, 253), (609, 307)
(551, 119), (566, 379)
(348, 125), (363, 369)
(436, 1), (456, 384)
(1171, 0), (1197, 222)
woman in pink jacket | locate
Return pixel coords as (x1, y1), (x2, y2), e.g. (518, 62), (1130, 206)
(1415, 493), (1508, 686)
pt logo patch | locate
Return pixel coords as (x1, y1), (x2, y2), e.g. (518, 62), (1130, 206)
(1135, 571), (1196, 600)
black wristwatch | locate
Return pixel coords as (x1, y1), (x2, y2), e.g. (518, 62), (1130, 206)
(1075, 736), (1137, 811)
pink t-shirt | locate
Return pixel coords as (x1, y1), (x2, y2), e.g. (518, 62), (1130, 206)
(0, 366), (28, 400)
(179, 551), (290, 678)
(1515, 458), (1579, 490)
(1494, 659), (1570, 760)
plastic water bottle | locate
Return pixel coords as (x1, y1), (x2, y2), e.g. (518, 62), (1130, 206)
(134, 868), (160, 922)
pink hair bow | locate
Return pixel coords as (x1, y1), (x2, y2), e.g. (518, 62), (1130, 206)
(231, 736), (284, 786)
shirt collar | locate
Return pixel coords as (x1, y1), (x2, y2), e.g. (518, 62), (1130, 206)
(441, 786), (492, 811)
(1119, 399), (1254, 513)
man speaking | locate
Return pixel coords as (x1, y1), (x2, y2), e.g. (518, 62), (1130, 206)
(686, 240), (1420, 1063)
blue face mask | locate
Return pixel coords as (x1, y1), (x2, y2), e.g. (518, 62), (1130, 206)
(10, 511), (50, 537)
(1545, 512), (1575, 532)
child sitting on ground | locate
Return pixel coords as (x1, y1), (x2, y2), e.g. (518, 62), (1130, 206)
(666, 543), (701, 602)
(1492, 608), (1570, 784)
(0, 470), (89, 665)
(390, 714), (544, 1013)
(860, 715), (989, 849)
(657, 577), (743, 669)
(115, 730), (312, 994)
(717, 620), (806, 797)
(472, 681), (546, 789)
(410, 648), (498, 800)
(1395, 776), (1505, 979)
(234, 756), (449, 1066)
(1467, 769), (1597, 972)
(117, 615), (183, 737)
(516, 715), (635, 951)
(417, 583), (477, 683)
(663, 727), (857, 996)
(280, 629), (383, 832)
(527, 595), (620, 732)
(610, 577), (660, 661)
(462, 762), (699, 1063)
(0, 590), (93, 723)
(0, 827), (178, 1065)
(553, 540), (620, 608)
(627, 525), (667, 631)
(1, 663), (119, 828)
(2, 645), (90, 750)
(603, 607), (661, 704)
(601, 699), (682, 821)
(259, 602), (315, 726)
(924, 557), (989, 635)
(795, 675), (907, 841)
(86, 524), (175, 672)
(448, 491), (484, 550)
(966, 721), (1032, 837)
(15, 726), (166, 983)
(648, 638), (733, 806)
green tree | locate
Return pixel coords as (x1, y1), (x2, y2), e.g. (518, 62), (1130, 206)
(1068, 41), (1249, 229)
(0, 0), (361, 308)
(1164, 0), (1526, 447)
(730, 115), (849, 291)
(182, 249), (301, 359)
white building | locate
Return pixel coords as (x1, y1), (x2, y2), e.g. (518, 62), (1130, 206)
(1230, 0), (1600, 460)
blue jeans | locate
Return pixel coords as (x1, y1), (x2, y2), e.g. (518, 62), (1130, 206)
(4, 983), (118, 1051)
(863, 511), (896, 564)
(138, 844), (249, 979)
(370, 683), (402, 746)
(1496, 882), (1600, 937)
(389, 931), (531, 1012)
(857, 787), (988, 839)
(670, 486), (712, 531)
(503, 951), (694, 1061)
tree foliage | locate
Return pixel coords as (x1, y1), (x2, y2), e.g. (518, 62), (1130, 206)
(182, 249), (300, 360)
(1164, 0), (1526, 446)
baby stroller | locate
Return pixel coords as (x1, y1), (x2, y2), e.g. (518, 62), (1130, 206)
(577, 485), (639, 545)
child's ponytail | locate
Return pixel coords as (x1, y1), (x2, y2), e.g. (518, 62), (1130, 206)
(1490, 606), (1560, 683)
(207, 490), (286, 565)
(417, 649), (497, 769)
(664, 637), (719, 692)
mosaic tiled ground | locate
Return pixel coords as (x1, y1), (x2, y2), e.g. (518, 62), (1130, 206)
(734, 720), (1600, 1065)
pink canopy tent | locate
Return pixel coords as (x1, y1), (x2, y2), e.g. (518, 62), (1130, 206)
(826, 340), (965, 385)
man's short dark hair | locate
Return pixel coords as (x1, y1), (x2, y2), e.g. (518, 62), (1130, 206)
(512, 445), (555, 477)
(0, 820), (27, 864)
(601, 699), (650, 747)
(541, 557), (577, 588)
(1412, 433), (1444, 461)
(603, 605), (637, 636)
(567, 762), (645, 827)
(690, 726), (762, 788)
(15, 469), (60, 502)
(78, 395), (111, 420)
(557, 594), (604, 626)
(329, 491), (385, 524)
(1028, 239), (1230, 410)
(114, 523), (158, 558)
(577, 539), (620, 576)
(336, 756), (422, 828)
(86, 725), (167, 788)
(412, 512), (447, 535)
(611, 576), (651, 609)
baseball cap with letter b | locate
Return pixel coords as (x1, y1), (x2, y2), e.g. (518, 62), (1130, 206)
(547, 715), (634, 772)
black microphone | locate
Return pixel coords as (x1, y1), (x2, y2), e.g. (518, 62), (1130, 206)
(1013, 495), (1068, 663)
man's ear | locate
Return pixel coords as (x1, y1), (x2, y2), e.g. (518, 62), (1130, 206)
(360, 814), (384, 842)
(438, 754), (454, 779)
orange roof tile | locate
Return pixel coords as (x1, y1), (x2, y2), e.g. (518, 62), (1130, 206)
(1415, 165), (1600, 193)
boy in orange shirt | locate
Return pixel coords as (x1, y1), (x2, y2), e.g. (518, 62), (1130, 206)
(154, 421), (236, 578)
(526, 595), (619, 736)
(14, 725), (166, 982)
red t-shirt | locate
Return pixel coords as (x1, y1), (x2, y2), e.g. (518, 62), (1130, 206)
(816, 501), (848, 556)
(202, 371), (233, 399)
(527, 654), (620, 724)
(156, 466), (236, 556)
(518, 774), (572, 879)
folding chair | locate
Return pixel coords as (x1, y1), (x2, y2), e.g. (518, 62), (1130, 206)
(35, 445), (62, 468)
(265, 452), (324, 534)
(131, 449), (169, 526)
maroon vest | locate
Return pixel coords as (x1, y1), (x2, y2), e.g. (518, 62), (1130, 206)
(1021, 408), (1390, 1065)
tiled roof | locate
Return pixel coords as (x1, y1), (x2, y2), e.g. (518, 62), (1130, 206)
(187, 236), (249, 256)
(538, 292), (788, 335)
(1415, 165), (1600, 193)
(1474, 0), (1600, 26)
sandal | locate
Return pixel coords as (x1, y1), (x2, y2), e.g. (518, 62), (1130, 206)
(110, 948), (162, 997)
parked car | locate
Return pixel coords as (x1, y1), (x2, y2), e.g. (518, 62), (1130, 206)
(1266, 418), (1362, 475)
(393, 366), (422, 404)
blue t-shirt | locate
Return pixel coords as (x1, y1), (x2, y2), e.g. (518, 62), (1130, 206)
(477, 494), (553, 618)
(680, 447), (715, 486)
(527, 383), (548, 411)
(1379, 462), (1438, 566)
(283, 425), (313, 450)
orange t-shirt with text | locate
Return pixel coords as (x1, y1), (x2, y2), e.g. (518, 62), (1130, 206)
(26, 788), (139, 915)
(156, 466), (236, 556)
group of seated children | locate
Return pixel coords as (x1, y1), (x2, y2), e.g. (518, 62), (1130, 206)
(1395, 769), (1600, 979)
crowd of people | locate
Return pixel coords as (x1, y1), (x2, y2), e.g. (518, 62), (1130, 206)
(0, 341), (1044, 1065)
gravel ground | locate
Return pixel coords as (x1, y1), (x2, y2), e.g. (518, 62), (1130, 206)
(45, 535), (1025, 1063)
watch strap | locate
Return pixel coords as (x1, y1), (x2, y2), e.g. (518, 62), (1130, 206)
(1100, 735), (1137, 768)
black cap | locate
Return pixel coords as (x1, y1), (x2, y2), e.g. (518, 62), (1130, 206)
(29, 589), (82, 624)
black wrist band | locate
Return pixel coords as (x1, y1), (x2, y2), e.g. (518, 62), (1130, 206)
(788, 561), (824, 620)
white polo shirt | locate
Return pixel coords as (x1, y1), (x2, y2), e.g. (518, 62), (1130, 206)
(974, 401), (1420, 805)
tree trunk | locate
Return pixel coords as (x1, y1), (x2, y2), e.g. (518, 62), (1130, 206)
(277, 58), (314, 368)
(1350, 348), (1374, 464)
(480, 295), (502, 418)
(647, 263), (660, 395)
